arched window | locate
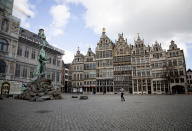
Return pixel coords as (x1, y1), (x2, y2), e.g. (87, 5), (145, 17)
(0, 39), (8, 52)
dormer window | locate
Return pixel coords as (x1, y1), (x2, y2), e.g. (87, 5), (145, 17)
(120, 49), (123, 54)
(173, 52), (176, 57)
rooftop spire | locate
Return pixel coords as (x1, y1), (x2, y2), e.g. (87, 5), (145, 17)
(88, 45), (92, 52)
(76, 46), (80, 54)
(155, 40), (158, 44)
(171, 40), (175, 45)
(77, 46), (80, 51)
(137, 32), (141, 40)
(102, 27), (106, 34)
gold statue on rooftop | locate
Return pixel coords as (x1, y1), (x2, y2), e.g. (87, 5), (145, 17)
(102, 27), (105, 33)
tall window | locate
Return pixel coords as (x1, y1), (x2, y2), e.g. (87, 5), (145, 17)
(53, 57), (56, 65)
(56, 72), (60, 82)
(179, 69), (184, 76)
(0, 60), (6, 74)
(24, 48), (29, 58)
(73, 74), (76, 80)
(30, 68), (34, 78)
(80, 74), (82, 80)
(0, 39), (8, 52)
(47, 73), (51, 79)
(15, 64), (20, 77)
(17, 46), (22, 56)
(57, 60), (60, 66)
(31, 50), (36, 59)
(120, 49), (123, 54)
(22, 67), (27, 78)
(77, 74), (79, 80)
(48, 57), (51, 64)
(52, 72), (55, 82)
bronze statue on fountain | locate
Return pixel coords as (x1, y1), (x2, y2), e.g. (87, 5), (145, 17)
(32, 29), (49, 80)
(15, 29), (62, 101)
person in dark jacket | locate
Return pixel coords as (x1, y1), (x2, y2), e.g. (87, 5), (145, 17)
(120, 87), (125, 101)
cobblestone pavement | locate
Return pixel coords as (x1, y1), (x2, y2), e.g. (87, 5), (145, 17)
(0, 94), (192, 131)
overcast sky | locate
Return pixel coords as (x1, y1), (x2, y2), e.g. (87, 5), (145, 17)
(13, 0), (192, 69)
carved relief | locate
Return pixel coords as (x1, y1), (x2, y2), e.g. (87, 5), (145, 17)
(11, 21), (19, 34)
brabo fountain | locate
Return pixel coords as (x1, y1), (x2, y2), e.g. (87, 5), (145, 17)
(16, 29), (62, 102)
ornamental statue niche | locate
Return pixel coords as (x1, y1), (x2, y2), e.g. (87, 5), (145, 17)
(1, 19), (9, 32)
(32, 29), (49, 81)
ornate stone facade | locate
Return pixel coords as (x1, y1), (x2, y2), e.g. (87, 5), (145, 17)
(71, 47), (96, 94)
(0, 1), (64, 94)
(71, 47), (84, 93)
(150, 41), (168, 94)
(131, 35), (151, 94)
(16, 28), (63, 88)
(84, 47), (96, 94)
(96, 28), (114, 94)
(61, 62), (71, 93)
(165, 40), (187, 94)
(113, 33), (132, 93)
(71, 29), (187, 94)
(187, 69), (192, 90)
(0, 0), (21, 94)
(0, 10), (20, 81)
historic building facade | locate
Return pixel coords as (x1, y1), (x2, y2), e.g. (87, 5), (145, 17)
(113, 33), (132, 93)
(131, 35), (151, 94)
(96, 28), (114, 94)
(71, 29), (188, 94)
(0, 0), (21, 94)
(165, 40), (187, 94)
(15, 28), (63, 87)
(71, 47), (84, 93)
(83, 47), (96, 94)
(150, 41), (168, 94)
(61, 62), (71, 93)
(186, 69), (192, 90)
(0, 0), (64, 95)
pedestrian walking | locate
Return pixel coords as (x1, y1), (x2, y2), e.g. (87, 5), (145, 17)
(120, 87), (125, 101)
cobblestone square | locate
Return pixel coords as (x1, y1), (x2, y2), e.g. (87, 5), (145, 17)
(0, 95), (192, 131)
